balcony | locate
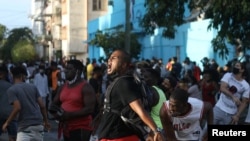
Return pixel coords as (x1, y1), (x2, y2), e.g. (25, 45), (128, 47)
(43, 4), (53, 17)
(36, 34), (53, 43)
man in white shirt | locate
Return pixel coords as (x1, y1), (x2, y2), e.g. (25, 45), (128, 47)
(33, 64), (50, 111)
(160, 88), (213, 141)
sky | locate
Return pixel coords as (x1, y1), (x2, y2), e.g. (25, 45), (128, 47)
(0, 0), (31, 30)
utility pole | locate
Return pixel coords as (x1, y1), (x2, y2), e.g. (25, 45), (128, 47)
(125, 0), (131, 53)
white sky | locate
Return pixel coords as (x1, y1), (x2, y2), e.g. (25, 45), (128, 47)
(0, 0), (31, 30)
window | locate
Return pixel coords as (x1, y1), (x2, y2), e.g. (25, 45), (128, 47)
(93, 0), (106, 11)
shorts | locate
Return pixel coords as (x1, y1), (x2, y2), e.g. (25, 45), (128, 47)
(17, 124), (44, 141)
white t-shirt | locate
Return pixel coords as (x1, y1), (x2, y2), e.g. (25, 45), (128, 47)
(164, 97), (203, 140)
(215, 73), (250, 114)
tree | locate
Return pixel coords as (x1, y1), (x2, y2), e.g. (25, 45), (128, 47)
(141, 0), (250, 59)
(0, 24), (7, 44)
(1, 27), (35, 60)
(11, 40), (36, 63)
(0, 24), (7, 59)
(89, 26), (142, 59)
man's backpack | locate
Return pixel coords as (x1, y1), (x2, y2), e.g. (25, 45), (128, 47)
(103, 72), (153, 141)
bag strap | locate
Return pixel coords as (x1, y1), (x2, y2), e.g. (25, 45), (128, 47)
(103, 75), (131, 113)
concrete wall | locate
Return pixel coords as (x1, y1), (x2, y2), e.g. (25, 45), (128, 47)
(87, 0), (235, 68)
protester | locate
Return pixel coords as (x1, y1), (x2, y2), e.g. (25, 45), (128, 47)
(97, 49), (163, 141)
(49, 59), (96, 141)
(50, 61), (62, 102)
(33, 63), (50, 112)
(160, 76), (177, 100)
(142, 68), (167, 141)
(142, 68), (166, 129)
(160, 88), (213, 141)
(2, 66), (50, 140)
(214, 61), (250, 125)
(0, 65), (17, 141)
(89, 66), (103, 119)
(200, 69), (219, 106)
(87, 58), (97, 81)
(187, 75), (202, 100)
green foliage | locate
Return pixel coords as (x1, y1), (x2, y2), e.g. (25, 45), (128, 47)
(0, 24), (7, 43)
(1, 27), (35, 60)
(141, 0), (188, 38)
(11, 40), (36, 63)
(206, 0), (250, 57)
(89, 29), (141, 59)
(141, 0), (250, 59)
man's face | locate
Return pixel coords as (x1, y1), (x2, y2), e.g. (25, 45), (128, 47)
(162, 78), (171, 89)
(107, 51), (123, 75)
(168, 98), (184, 117)
(64, 63), (77, 81)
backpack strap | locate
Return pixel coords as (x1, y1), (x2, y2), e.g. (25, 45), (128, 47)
(103, 75), (131, 113)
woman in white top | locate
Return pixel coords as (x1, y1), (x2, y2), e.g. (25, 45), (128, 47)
(214, 61), (250, 125)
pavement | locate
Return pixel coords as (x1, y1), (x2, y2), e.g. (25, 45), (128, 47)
(0, 119), (62, 141)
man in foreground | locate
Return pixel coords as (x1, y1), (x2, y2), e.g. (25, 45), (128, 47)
(160, 88), (213, 141)
(2, 65), (50, 140)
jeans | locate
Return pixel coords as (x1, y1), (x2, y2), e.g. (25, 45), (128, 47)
(213, 106), (233, 125)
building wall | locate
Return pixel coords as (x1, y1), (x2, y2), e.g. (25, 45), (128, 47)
(60, 0), (101, 60)
(88, 0), (108, 21)
(87, 0), (235, 68)
(31, 0), (109, 62)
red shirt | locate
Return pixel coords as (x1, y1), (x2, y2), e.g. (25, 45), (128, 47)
(60, 81), (93, 131)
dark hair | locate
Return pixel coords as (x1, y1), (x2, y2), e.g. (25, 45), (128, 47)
(115, 49), (131, 64)
(166, 76), (177, 88)
(144, 68), (160, 80)
(11, 66), (27, 78)
(51, 61), (57, 66)
(39, 64), (45, 70)
(67, 59), (84, 72)
(170, 88), (189, 104)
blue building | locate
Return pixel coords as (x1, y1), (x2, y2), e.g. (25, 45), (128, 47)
(87, 0), (236, 69)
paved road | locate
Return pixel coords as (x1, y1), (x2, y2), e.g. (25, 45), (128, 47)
(0, 119), (62, 141)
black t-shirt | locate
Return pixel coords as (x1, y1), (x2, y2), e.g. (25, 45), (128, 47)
(89, 77), (101, 94)
(98, 76), (141, 139)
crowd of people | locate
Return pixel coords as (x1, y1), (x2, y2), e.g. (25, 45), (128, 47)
(0, 50), (250, 141)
